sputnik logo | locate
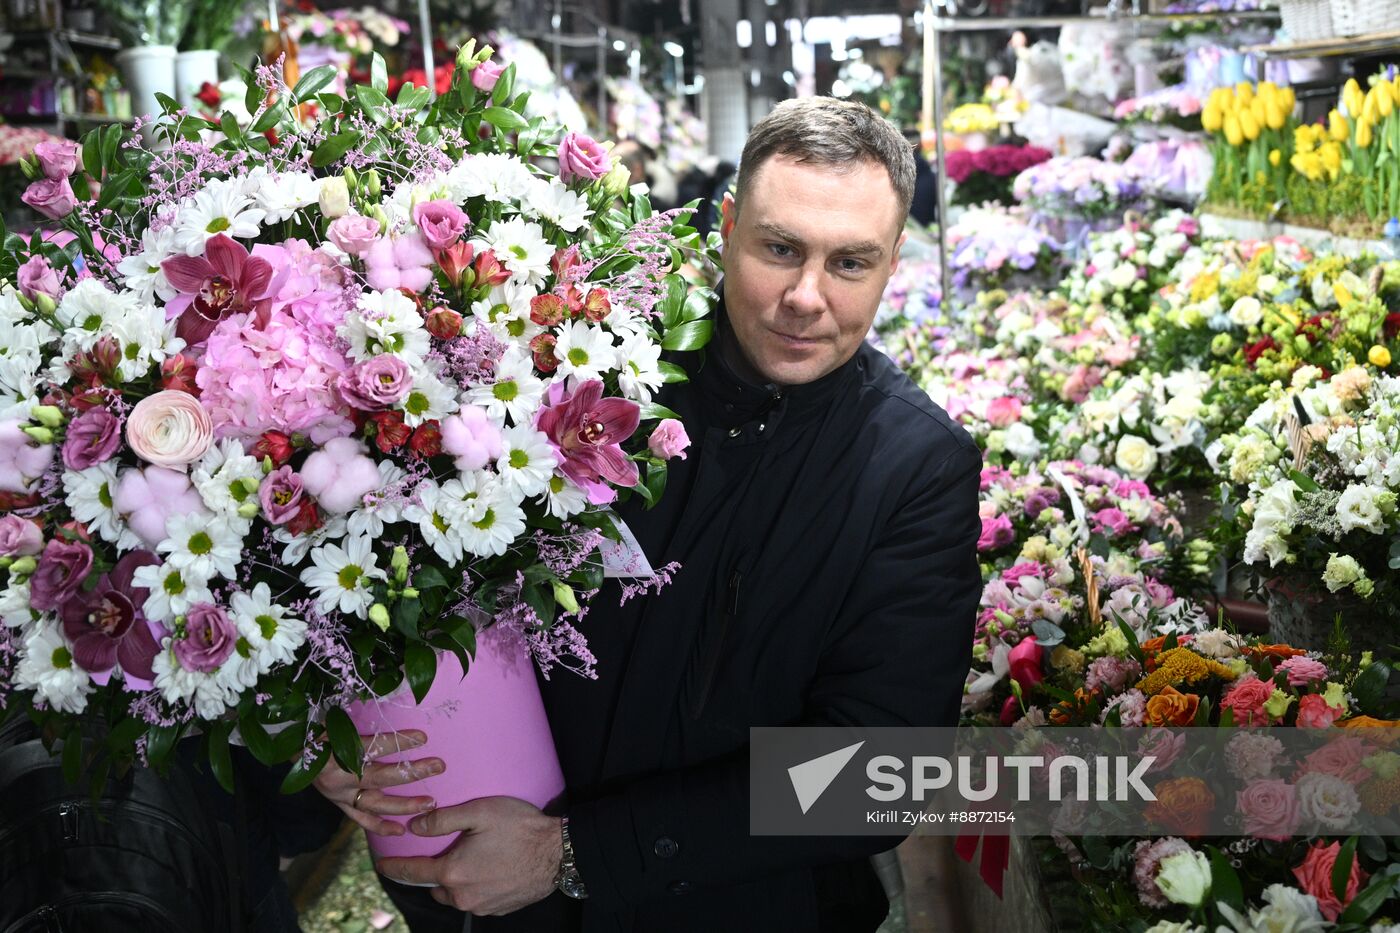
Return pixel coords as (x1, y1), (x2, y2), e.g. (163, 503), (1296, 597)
(787, 741), (865, 814)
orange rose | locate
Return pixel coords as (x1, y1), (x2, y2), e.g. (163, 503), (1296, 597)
(1245, 643), (1307, 661)
(1144, 776), (1215, 837)
(1145, 685), (1201, 727)
(1336, 716), (1400, 745)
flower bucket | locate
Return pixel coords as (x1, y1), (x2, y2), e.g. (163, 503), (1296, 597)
(345, 625), (566, 859)
(115, 45), (177, 126)
(175, 50), (221, 111)
(1264, 577), (1392, 654)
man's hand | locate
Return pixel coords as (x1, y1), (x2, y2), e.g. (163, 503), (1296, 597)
(375, 796), (562, 916)
(311, 729), (441, 836)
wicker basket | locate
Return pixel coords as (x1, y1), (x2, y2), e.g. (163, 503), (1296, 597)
(1330, 0), (1400, 37)
(1280, 0), (1334, 40)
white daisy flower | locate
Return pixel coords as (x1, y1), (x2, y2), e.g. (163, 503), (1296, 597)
(496, 425), (558, 500)
(152, 645), (238, 719)
(64, 462), (143, 552)
(115, 221), (179, 304)
(468, 347), (546, 427)
(469, 281), (542, 345)
(170, 178), (267, 256)
(15, 625), (93, 714)
(474, 216), (553, 287)
(446, 153), (538, 203)
(526, 178), (592, 232)
(0, 320), (54, 421)
(401, 368), (461, 428)
(553, 320), (618, 383)
(0, 578), (35, 630)
(616, 333), (665, 403)
(54, 278), (131, 338)
(457, 479), (528, 559)
(251, 171), (320, 223)
(540, 473), (588, 519)
(341, 289), (431, 367)
(191, 439), (264, 519)
(157, 513), (244, 582)
(402, 479), (470, 564)
(106, 304), (185, 383)
(271, 514), (348, 566)
(346, 460), (408, 539)
(132, 563), (215, 624)
(223, 583), (308, 688)
(300, 535), (386, 619)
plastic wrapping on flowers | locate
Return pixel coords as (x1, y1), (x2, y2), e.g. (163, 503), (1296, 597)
(0, 45), (717, 791)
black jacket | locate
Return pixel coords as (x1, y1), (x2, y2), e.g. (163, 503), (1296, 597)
(487, 301), (981, 933)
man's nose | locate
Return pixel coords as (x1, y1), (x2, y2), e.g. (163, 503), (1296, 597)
(782, 264), (826, 316)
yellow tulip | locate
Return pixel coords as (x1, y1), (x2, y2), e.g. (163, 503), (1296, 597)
(1279, 87), (1296, 113)
(1363, 88), (1381, 125)
(1249, 95), (1266, 126)
(1330, 110), (1350, 142)
(1344, 78), (1365, 117)
(1322, 142), (1343, 178)
(1358, 119), (1374, 148)
(1269, 148), (1281, 166)
(1380, 86), (1394, 118)
(1294, 124), (1316, 152)
(1335, 283), (1355, 306)
(1224, 113), (1244, 146)
(1370, 345), (1392, 368)
(1266, 100), (1288, 130)
(1201, 104), (1223, 133)
(1392, 75), (1400, 105)
(1236, 81), (1255, 105)
(1240, 107), (1261, 141)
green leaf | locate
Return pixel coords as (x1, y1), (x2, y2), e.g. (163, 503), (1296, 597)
(662, 320), (713, 352)
(1218, 706), (1235, 728)
(154, 92), (181, 115)
(1288, 469), (1321, 493)
(310, 130), (363, 169)
(644, 462), (668, 505)
(681, 288), (715, 322)
(658, 361), (690, 384)
(324, 707), (364, 777)
(250, 102), (285, 134)
(292, 65), (338, 103)
(404, 643), (437, 704)
(1207, 847), (1244, 914)
(100, 123), (123, 170)
(271, 717), (310, 762)
(207, 723), (235, 793)
(482, 106), (529, 133)
(146, 722), (180, 770)
(242, 66), (265, 115)
(82, 131), (102, 180)
(93, 168), (137, 213)
(415, 565), (451, 592)
(1340, 870), (1399, 924)
(1353, 661), (1393, 714)
(1333, 835), (1359, 903)
(394, 596), (423, 641)
(491, 64), (516, 105)
(371, 53), (388, 93)
(280, 743), (330, 794)
(354, 85), (391, 125)
(237, 714), (277, 765)
(1117, 619), (1146, 664)
(658, 275), (688, 327)
(639, 403), (681, 422)
(521, 578), (556, 623)
(219, 111), (246, 146)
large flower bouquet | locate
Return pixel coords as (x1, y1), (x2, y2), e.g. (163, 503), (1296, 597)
(1113, 87), (1206, 131)
(1061, 211), (1201, 318)
(945, 144), (1052, 208)
(0, 47), (713, 789)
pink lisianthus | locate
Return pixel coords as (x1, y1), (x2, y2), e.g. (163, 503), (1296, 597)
(161, 233), (274, 346)
(534, 380), (640, 505)
(412, 199), (469, 250)
(1137, 729), (1185, 773)
(111, 465), (209, 548)
(471, 59), (504, 92)
(440, 407), (503, 471)
(21, 176), (77, 219)
(647, 419), (690, 460)
(28, 537), (93, 611)
(337, 355), (412, 411)
(259, 465), (307, 525)
(0, 418), (54, 493)
(298, 436), (382, 513)
(363, 232), (434, 292)
(327, 214), (381, 255)
(62, 407), (123, 471)
(0, 514), (43, 556)
(17, 254), (62, 301)
(33, 139), (79, 178)
(556, 132), (611, 184)
(174, 603), (238, 673)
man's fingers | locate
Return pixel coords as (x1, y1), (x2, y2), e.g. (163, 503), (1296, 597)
(340, 803), (404, 837)
(376, 855), (443, 887)
(363, 729), (428, 761)
(408, 801), (474, 838)
(356, 788), (437, 817)
(364, 757), (444, 789)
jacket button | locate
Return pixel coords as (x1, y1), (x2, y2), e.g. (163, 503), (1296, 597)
(653, 836), (679, 858)
(667, 880), (691, 895)
(727, 427), (741, 438)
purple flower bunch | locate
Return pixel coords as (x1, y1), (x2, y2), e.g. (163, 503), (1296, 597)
(1013, 156), (1151, 222)
(946, 207), (1062, 293)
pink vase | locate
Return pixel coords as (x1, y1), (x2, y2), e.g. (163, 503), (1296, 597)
(345, 626), (566, 859)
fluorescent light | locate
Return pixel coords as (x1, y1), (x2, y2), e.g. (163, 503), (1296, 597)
(612, 39), (626, 51)
(765, 21), (777, 46)
(736, 19), (752, 48)
(664, 41), (685, 58)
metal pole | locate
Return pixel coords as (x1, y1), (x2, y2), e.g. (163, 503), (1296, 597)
(552, 0), (563, 80)
(418, 0), (435, 100)
(598, 27), (607, 131)
(928, 0), (950, 304)
(266, 0), (279, 34)
(920, 2), (934, 132)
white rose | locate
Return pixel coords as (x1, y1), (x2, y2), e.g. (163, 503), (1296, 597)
(1078, 443), (1102, 464)
(318, 176), (350, 219)
(1323, 553), (1364, 592)
(1113, 434), (1158, 480)
(1155, 849), (1211, 907)
(1336, 484), (1388, 535)
(1228, 296), (1264, 328)
(1142, 922), (1204, 933)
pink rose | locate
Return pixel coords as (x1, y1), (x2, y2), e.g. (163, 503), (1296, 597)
(1297, 737), (1373, 785)
(1293, 840), (1367, 921)
(337, 355), (412, 411)
(21, 176), (77, 219)
(471, 59), (504, 92)
(17, 255), (62, 301)
(363, 233), (434, 292)
(1278, 656), (1329, 686)
(1138, 729), (1185, 773)
(1220, 675), (1274, 727)
(1237, 779), (1300, 841)
(62, 408), (123, 471)
(125, 390), (213, 469)
(259, 465), (306, 525)
(0, 514), (43, 556)
(299, 436), (382, 513)
(112, 465), (209, 548)
(1296, 693), (1342, 729)
(985, 396), (1023, 428)
(173, 603), (237, 673)
(977, 513), (1015, 552)
(557, 132), (612, 184)
(441, 406), (504, 472)
(647, 419), (690, 460)
(32, 139), (78, 179)
(327, 214), (382, 256)
(0, 418), (54, 493)
(412, 199), (469, 251)
(1091, 507), (1133, 537)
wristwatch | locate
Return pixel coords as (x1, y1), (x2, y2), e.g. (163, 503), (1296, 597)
(555, 814), (589, 899)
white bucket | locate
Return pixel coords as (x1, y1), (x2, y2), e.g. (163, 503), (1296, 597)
(174, 49), (221, 111)
(115, 44), (177, 125)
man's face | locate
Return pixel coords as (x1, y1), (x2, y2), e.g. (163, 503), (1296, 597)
(719, 154), (906, 387)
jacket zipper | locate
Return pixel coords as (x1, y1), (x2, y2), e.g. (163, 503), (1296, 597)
(691, 570), (742, 719)
(0, 796), (224, 870)
(13, 891), (183, 932)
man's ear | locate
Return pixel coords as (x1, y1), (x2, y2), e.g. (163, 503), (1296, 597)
(719, 193), (737, 246)
(889, 231), (907, 276)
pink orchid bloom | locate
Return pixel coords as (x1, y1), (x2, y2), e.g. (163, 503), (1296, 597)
(534, 380), (640, 504)
(161, 233), (274, 346)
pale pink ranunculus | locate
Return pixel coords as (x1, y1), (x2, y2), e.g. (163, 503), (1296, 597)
(21, 176), (77, 219)
(327, 214), (381, 256)
(125, 390), (213, 469)
(0, 514), (43, 556)
(0, 418), (54, 494)
(17, 255), (62, 301)
(648, 419), (690, 461)
(556, 132), (612, 184)
(111, 465), (209, 548)
(985, 396), (1023, 428)
(363, 233), (434, 293)
(440, 407), (503, 472)
(1237, 779), (1299, 841)
(33, 139), (78, 179)
(412, 199), (469, 251)
(298, 436), (382, 513)
(1296, 693), (1342, 729)
(471, 59), (504, 92)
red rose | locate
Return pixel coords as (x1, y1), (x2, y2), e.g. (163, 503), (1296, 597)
(408, 421), (443, 459)
(195, 81), (222, 110)
(368, 411), (411, 453)
(252, 430), (295, 467)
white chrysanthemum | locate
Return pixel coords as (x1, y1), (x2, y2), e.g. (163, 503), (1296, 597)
(152, 645), (239, 719)
(496, 425), (558, 500)
(469, 281), (542, 346)
(250, 171), (320, 223)
(0, 578), (34, 630)
(116, 220), (179, 304)
(132, 562), (215, 624)
(601, 300), (648, 342)
(446, 152), (538, 203)
(474, 217), (553, 287)
(401, 369), (460, 428)
(616, 333), (665, 403)
(0, 317), (55, 421)
(540, 473), (588, 519)
(224, 583), (307, 688)
(191, 439), (263, 519)
(525, 178), (592, 232)
(347, 460), (408, 539)
(402, 479), (471, 564)
(169, 178), (267, 256)
(467, 347), (545, 426)
(270, 514), (347, 566)
(553, 320), (618, 383)
(157, 513), (244, 582)
(64, 462), (143, 552)
(55, 277), (133, 338)
(107, 305), (185, 383)
(300, 535), (386, 619)
(15, 625), (93, 714)
(457, 478), (528, 559)
(341, 289), (431, 367)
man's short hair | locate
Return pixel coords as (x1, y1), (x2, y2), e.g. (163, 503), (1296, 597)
(734, 97), (916, 225)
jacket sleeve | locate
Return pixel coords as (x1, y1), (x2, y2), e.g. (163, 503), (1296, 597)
(565, 441), (983, 910)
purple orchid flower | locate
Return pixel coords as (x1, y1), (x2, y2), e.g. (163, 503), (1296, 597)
(534, 379), (640, 504)
(161, 233), (274, 345)
(59, 550), (162, 680)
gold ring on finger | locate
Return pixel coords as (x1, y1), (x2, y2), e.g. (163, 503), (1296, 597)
(353, 789), (366, 810)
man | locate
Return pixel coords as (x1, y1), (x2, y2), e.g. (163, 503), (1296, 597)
(320, 97), (981, 932)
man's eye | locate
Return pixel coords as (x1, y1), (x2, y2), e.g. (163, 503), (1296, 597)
(767, 243), (795, 259)
(837, 258), (867, 274)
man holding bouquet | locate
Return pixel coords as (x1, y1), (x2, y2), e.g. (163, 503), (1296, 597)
(319, 97), (982, 932)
